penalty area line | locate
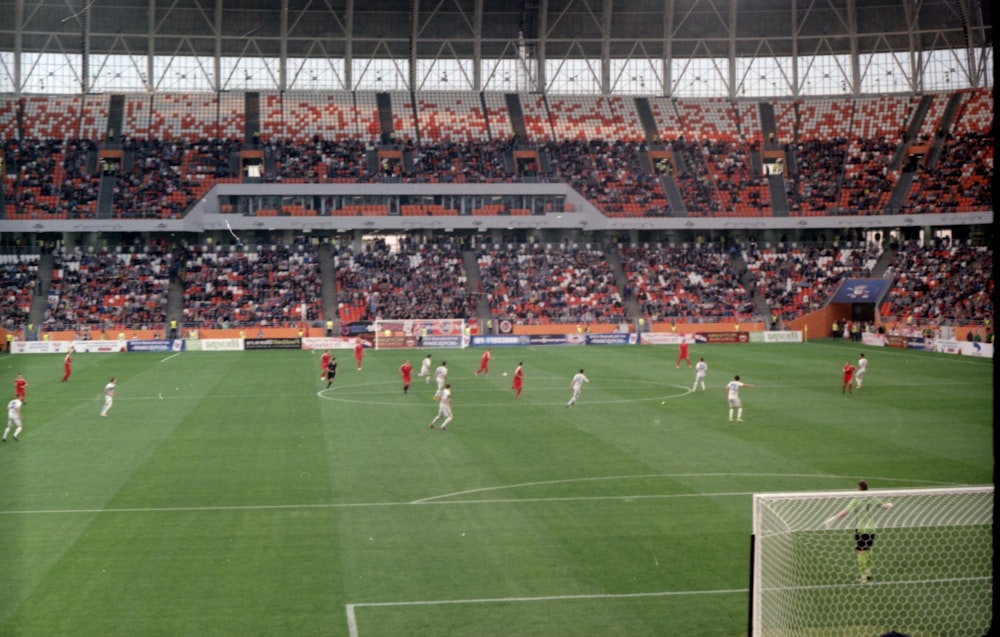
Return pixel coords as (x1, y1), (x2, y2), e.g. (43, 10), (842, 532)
(346, 588), (748, 637)
(160, 352), (182, 363)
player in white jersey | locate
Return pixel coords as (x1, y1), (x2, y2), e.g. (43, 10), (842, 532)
(726, 375), (754, 423)
(429, 384), (453, 430)
(3, 397), (23, 442)
(100, 377), (117, 417)
(854, 353), (868, 389)
(566, 369), (590, 407)
(418, 354), (433, 383)
(433, 362), (448, 399)
(692, 357), (708, 392)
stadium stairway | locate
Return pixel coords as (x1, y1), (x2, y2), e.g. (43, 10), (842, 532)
(633, 98), (659, 142)
(504, 94), (528, 141)
(602, 248), (643, 321)
(318, 242), (339, 333)
(26, 251), (53, 336)
(731, 248), (771, 320)
(165, 276), (184, 334)
(462, 250), (493, 328)
(869, 246), (898, 278)
(660, 175), (687, 215)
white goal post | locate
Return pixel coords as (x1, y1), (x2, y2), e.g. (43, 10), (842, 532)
(751, 485), (993, 637)
(372, 318), (466, 349)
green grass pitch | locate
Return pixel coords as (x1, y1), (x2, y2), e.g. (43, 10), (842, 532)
(0, 341), (992, 637)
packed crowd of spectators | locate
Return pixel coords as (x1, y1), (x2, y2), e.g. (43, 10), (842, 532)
(409, 139), (511, 184)
(543, 140), (668, 215)
(477, 243), (625, 324)
(180, 241), (322, 328)
(3, 97), (992, 220)
(265, 138), (369, 182)
(45, 244), (171, 330)
(0, 252), (38, 327)
(905, 131), (993, 213)
(618, 243), (754, 321)
(883, 239), (993, 325)
(111, 139), (191, 219)
(839, 137), (899, 214)
(742, 241), (883, 322)
(668, 139), (722, 216)
(335, 238), (476, 324)
(3, 138), (100, 218)
(786, 138), (849, 215)
(2, 235), (993, 331)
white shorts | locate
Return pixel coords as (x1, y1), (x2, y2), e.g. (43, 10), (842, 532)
(728, 397), (742, 408)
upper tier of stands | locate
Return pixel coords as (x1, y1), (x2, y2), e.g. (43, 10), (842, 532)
(2, 89), (992, 221)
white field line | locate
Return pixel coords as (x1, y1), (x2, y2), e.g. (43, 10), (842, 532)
(346, 587), (749, 637)
(0, 474), (958, 516)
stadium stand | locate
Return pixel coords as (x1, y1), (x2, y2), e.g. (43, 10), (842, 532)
(619, 243), (753, 321)
(180, 242), (322, 328)
(0, 251), (39, 327)
(882, 239), (993, 325)
(46, 245), (172, 330)
(742, 241), (884, 322)
(477, 243), (626, 325)
(0, 90), (993, 221)
(334, 239), (476, 324)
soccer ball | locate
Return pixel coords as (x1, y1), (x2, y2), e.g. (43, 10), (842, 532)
(383, 329), (391, 337)
(502, 372), (508, 376)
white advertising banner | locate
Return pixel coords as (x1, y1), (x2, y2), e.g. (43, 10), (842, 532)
(198, 338), (245, 352)
(11, 340), (73, 354)
(71, 340), (127, 353)
(301, 337), (358, 350)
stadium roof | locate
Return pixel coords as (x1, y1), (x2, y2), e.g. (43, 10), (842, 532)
(1, 0), (990, 59)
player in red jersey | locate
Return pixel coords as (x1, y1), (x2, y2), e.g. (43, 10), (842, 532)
(400, 359), (413, 394)
(14, 373), (27, 402)
(676, 337), (691, 368)
(512, 362), (524, 398)
(475, 349), (492, 376)
(842, 360), (856, 394)
(354, 339), (364, 371)
(62, 349), (73, 382)
(320, 350), (331, 380)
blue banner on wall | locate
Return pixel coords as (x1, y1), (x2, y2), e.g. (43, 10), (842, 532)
(585, 333), (633, 345)
(831, 279), (892, 303)
(470, 335), (529, 347)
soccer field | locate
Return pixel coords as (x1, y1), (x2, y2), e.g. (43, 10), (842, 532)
(0, 341), (992, 637)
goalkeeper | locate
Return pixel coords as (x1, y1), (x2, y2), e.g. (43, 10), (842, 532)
(824, 480), (893, 582)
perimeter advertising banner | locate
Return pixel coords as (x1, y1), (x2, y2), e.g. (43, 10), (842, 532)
(301, 337), (359, 350)
(640, 332), (749, 345)
(244, 338), (302, 350)
(470, 335), (529, 347)
(71, 340), (128, 353)
(199, 338), (244, 352)
(585, 333), (635, 345)
(126, 339), (185, 352)
(10, 340), (73, 354)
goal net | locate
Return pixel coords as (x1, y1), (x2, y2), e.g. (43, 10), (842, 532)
(373, 318), (466, 349)
(751, 486), (993, 637)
